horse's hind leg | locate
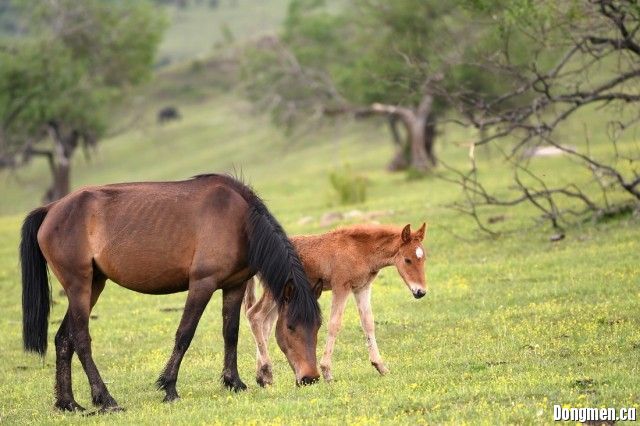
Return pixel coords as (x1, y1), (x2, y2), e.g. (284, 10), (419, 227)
(157, 277), (215, 402)
(221, 283), (247, 392)
(54, 275), (106, 411)
(65, 273), (121, 412)
(54, 312), (83, 411)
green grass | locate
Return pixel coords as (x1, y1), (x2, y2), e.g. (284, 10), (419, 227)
(0, 90), (639, 424)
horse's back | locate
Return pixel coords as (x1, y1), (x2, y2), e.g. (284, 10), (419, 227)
(291, 228), (387, 291)
(37, 179), (250, 293)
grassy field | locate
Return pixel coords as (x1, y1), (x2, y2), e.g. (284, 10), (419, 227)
(156, 0), (290, 66)
(0, 87), (639, 424)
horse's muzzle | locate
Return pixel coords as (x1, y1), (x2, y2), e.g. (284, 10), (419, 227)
(296, 375), (320, 386)
(412, 289), (427, 299)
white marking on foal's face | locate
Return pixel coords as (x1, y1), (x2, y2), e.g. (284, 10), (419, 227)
(415, 247), (424, 259)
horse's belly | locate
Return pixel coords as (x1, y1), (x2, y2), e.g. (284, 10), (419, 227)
(94, 244), (191, 294)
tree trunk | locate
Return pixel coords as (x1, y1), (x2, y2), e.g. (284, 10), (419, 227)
(407, 93), (433, 172)
(387, 116), (410, 171)
(327, 95), (436, 173)
(43, 124), (77, 203)
(43, 140), (71, 203)
(408, 115), (429, 171)
(424, 110), (437, 166)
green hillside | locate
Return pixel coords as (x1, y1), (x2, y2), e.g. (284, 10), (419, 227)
(157, 0), (290, 65)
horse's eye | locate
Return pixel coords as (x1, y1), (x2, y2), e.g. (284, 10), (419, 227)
(287, 324), (295, 331)
(404, 258), (412, 264)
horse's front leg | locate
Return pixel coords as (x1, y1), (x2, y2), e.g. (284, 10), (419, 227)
(157, 277), (215, 402)
(353, 284), (389, 375)
(221, 283), (247, 392)
(320, 287), (349, 382)
(246, 288), (278, 386)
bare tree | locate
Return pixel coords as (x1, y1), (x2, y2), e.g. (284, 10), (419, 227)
(440, 0), (640, 233)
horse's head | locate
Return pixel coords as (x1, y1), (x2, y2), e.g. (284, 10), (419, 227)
(393, 223), (428, 299)
(274, 279), (323, 386)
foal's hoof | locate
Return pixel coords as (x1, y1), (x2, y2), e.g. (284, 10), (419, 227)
(372, 361), (389, 375)
(320, 365), (333, 382)
(256, 364), (273, 387)
(256, 375), (272, 387)
(55, 400), (86, 412)
(223, 375), (247, 392)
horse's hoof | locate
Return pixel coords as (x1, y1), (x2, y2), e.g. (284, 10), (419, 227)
(162, 392), (180, 403)
(223, 375), (247, 392)
(55, 400), (86, 412)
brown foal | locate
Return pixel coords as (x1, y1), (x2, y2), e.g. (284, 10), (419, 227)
(245, 223), (428, 385)
(20, 174), (321, 413)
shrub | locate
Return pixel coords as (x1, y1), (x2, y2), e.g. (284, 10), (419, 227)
(329, 165), (368, 205)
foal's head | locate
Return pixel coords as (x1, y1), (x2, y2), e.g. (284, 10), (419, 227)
(394, 223), (428, 299)
(274, 280), (323, 386)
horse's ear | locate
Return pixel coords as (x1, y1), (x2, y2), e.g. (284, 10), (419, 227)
(401, 224), (411, 243)
(284, 281), (294, 302)
(415, 222), (427, 241)
(312, 279), (323, 299)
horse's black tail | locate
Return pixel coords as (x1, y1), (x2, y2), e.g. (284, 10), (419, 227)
(245, 202), (321, 327)
(20, 206), (50, 356)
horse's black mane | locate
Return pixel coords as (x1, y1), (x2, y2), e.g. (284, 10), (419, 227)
(194, 173), (321, 327)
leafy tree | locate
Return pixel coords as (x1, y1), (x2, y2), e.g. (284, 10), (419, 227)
(0, 0), (165, 201)
(242, 0), (528, 172)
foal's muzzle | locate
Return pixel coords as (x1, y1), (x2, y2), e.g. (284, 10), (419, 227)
(412, 288), (427, 299)
(296, 375), (320, 386)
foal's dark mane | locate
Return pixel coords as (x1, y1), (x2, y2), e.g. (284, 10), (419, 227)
(194, 173), (321, 327)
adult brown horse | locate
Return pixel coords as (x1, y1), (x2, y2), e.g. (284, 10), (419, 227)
(20, 174), (321, 413)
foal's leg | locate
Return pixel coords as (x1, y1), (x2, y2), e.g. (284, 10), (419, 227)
(246, 288), (278, 386)
(320, 287), (350, 382)
(65, 274), (120, 412)
(157, 277), (215, 402)
(353, 284), (389, 375)
(221, 283), (247, 392)
(257, 302), (278, 386)
(54, 276), (106, 411)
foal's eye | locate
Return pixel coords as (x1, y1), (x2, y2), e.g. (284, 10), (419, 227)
(404, 258), (412, 264)
(287, 324), (295, 331)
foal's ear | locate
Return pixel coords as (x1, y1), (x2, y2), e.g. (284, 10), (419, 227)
(401, 224), (412, 243)
(415, 222), (427, 241)
(284, 281), (294, 302)
(312, 279), (323, 299)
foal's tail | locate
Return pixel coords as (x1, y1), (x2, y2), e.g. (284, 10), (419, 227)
(243, 277), (257, 313)
(20, 206), (50, 356)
